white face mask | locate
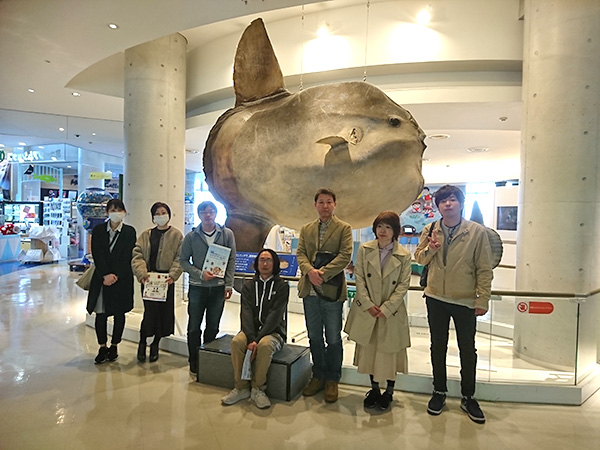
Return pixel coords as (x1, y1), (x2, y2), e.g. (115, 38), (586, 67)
(108, 212), (125, 224)
(153, 215), (169, 226)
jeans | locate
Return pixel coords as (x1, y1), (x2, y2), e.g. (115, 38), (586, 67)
(302, 295), (344, 382)
(187, 285), (225, 370)
(426, 296), (477, 397)
(95, 313), (125, 345)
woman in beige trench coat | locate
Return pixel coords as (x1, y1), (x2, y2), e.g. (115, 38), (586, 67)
(344, 211), (411, 411)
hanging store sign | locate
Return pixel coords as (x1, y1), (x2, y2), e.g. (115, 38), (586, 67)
(517, 301), (554, 314)
(89, 171), (113, 180)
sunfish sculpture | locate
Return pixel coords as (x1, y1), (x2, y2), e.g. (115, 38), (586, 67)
(204, 18), (426, 251)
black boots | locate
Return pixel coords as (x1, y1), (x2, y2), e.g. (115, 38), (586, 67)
(137, 339), (147, 362)
(149, 340), (159, 362)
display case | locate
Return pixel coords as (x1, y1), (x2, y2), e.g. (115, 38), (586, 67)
(43, 198), (72, 258)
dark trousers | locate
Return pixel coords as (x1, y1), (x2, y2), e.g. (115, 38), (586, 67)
(426, 296), (477, 397)
(187, 285), (226, 370)
(95, 313), (126, 346)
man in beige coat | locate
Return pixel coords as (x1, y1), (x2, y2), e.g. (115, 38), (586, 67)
(296, 188), (353, 403)
(414, 185), (492, 424)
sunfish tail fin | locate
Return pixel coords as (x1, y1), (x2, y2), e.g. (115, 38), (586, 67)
(233, 18), (287, 106)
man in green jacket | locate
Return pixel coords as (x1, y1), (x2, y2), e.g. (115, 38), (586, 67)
(296, 188), (353, 403)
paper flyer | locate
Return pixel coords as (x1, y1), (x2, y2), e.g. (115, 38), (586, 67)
(201, 244), (231, 278)
(142, 272), (169, 302)
(241, 349), (253, 381)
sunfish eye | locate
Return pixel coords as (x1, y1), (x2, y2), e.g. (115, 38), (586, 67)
(389, 117), (401, 127)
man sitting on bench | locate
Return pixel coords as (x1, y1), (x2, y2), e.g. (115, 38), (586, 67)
(221, 249), (290, 409)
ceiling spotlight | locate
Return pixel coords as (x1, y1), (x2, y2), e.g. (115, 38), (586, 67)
(92, 132), (96, 136)
(428, 134), (450, 140)
(416, 7), (432, 25)
(72, 92), (81, 97)
(28, 88), (35, 93)
(18, 142), (26, 146)
(67, 165), (72, 168)
(108, 23), (118, 29)
(38, 146), (44, 149)
(317, 24), (330, 38)
(499, 116), (508, 122)
(467, 147), (489, 153)
(58, 127), (65, 132)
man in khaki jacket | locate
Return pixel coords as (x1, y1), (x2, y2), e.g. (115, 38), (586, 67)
(296, 188), (353, 402)
(414, 185), (492, 424)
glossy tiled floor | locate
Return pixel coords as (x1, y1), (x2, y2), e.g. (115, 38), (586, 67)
(1, 263), (600, 449)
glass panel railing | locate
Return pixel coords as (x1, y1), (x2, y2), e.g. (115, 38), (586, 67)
(172, 274), (598, 390)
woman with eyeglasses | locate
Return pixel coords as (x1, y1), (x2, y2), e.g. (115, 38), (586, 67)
(344, 211), (411, 411)
(131, 202), (183, 363)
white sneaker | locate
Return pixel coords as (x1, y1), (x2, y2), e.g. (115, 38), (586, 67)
(221, 388), (250, 405)
(251, 387), (271, 409)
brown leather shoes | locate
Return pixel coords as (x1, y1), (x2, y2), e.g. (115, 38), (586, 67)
(324, 381), (339, 403)
(302, 377), (325, 396)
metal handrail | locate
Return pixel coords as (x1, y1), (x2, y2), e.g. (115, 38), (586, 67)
(233, 272), (600, 299)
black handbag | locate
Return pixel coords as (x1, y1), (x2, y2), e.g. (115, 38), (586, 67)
(313, 251), (344, 302)
(419, 221), (437, 288)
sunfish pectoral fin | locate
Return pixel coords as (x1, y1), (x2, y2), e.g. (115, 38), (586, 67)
(233, 18), (287, 106)
(316, 136), (349, 151)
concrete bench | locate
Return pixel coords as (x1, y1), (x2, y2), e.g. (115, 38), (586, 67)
(197, 334), (311, 401)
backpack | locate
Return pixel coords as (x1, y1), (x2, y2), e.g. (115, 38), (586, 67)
(485, 227), (503, 269)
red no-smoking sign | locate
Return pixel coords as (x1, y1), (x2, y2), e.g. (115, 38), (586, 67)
(517, 301), (554, 314)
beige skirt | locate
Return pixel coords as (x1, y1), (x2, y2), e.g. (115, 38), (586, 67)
(353, 340), (408, 384)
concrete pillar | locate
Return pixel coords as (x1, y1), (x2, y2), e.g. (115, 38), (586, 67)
(124, 33), (187, 311)
(515, 0), (600, 375)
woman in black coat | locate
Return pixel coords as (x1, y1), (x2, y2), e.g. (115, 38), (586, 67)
(86, 199), (137, 364)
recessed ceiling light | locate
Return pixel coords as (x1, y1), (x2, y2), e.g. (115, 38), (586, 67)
(58, 127), (65, 132)
(467, 147), (489, 153)
(38, 146), (44, 149)
(72, 92), (81, 97)
(428, 134), (450, 140)
(92, 132), (96, 136)
(51, 157), (57, 161)
(67, 165), (72, 168)
(108, 23), (118, 30)
(18, 142), (26, 146)
(28, 88), (35, 93)
(0, 144), (5, 148)
(499, 116), (508, 122)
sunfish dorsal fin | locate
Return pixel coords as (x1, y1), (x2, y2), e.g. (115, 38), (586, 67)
(233, 18), (286, 106)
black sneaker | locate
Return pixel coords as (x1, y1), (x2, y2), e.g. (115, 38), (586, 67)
(107, 345), (118, 362)
(94, 346), (109, 364)
(427, 391), (446, 415)
(378, 391), (393, 411)
(461, 397), (486, 424)
(363, 389), (381, 409)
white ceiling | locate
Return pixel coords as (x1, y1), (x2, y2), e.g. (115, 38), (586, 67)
(0, 0), (522, 183)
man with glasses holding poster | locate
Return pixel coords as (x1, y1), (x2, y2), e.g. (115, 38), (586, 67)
(180, 201), (236, 376)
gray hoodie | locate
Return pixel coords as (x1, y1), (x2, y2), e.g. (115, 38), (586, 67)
(179, 224), (236, 288)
